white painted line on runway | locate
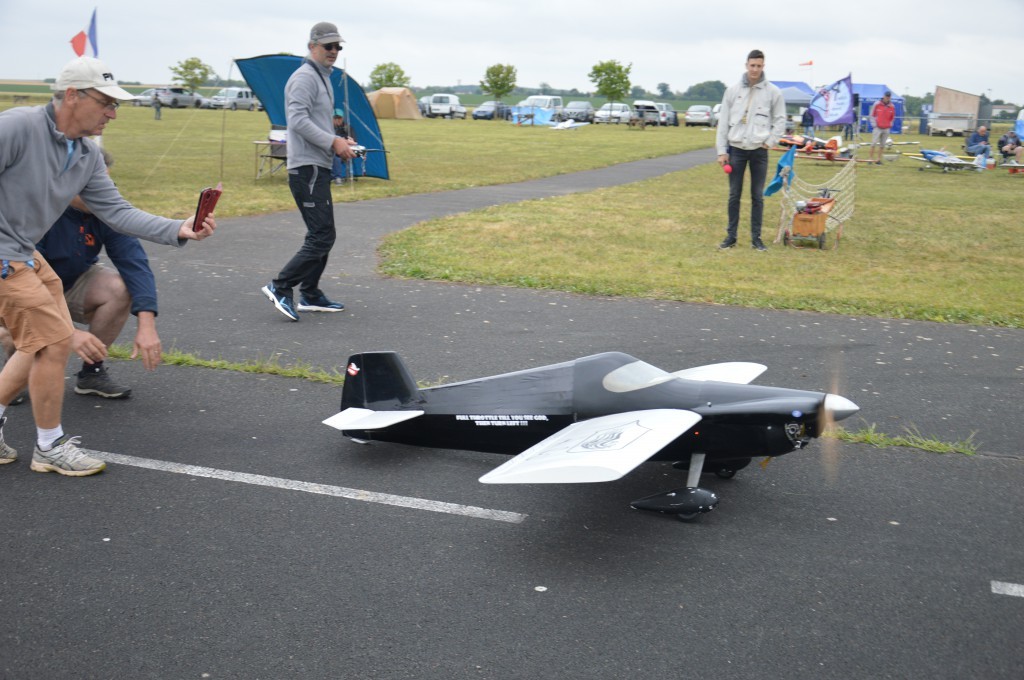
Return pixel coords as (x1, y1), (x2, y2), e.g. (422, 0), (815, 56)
(991, 581), (1024, 598)
(88, 450), (527, 524)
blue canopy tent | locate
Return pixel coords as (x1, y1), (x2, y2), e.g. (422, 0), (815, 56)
(235, 55), (389, 180)
(772, 80), (815, 96)
(854, 83), (904, 134)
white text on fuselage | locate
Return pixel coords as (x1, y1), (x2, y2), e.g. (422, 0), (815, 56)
(457, 415), (550, 427)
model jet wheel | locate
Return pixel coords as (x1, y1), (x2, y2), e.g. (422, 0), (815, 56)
(714, 468), (737, 479)
(676, 512), (701, 522)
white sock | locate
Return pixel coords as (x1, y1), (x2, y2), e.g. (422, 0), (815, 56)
(0, 405), (6, 421)
(37, 426), (64, 451)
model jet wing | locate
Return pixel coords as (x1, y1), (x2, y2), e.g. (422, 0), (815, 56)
(479, 409), (701, 484)
(672, 362), (767, 384)
(323, 407), (424, 431)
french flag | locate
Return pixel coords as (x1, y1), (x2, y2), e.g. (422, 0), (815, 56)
(70, 9), (98, 58)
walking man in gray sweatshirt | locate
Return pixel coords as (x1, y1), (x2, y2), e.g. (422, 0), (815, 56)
(262, 21), (360, 321)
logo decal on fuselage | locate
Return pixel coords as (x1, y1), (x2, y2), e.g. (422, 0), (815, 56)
(570, 420), (651, 453)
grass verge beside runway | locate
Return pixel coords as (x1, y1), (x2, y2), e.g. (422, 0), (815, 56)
(380, 152), (1023, 328)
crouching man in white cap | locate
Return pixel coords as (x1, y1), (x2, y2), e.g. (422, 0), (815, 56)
(0, 57), (217, 476)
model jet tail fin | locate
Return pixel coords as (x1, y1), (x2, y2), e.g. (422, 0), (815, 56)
(341, 351), (422, 411)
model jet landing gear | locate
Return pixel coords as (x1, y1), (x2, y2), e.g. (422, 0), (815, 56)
(631, 453), (720, 522)
(672, 455), (752, 480)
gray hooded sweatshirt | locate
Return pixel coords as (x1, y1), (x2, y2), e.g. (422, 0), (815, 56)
(0, 103), (183, 262)
(285, 57), (337, 171)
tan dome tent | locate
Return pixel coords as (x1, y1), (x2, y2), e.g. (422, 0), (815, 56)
(367, 87), (422, 119)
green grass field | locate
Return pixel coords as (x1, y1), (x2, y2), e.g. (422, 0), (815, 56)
(2, 93), (1021, 328)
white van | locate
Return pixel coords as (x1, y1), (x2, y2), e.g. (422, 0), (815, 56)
(427, 93), (467, 119)
(520, 95), (564, 119)
(210, 87), (257, 111)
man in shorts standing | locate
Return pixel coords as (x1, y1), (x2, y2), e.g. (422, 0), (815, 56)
(0, 57), (216, 476)
(867, 91), (895, 165)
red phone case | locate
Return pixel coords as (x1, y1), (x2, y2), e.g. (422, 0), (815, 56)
(194, 182), (223, 231)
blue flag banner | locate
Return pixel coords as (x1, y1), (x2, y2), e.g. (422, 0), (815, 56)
(809, 74), (854, 126)
(87, 8), (98, 57)
(764, 145), (797, 197)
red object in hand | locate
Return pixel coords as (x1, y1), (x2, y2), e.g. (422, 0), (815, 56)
(723, 164), (733, 174)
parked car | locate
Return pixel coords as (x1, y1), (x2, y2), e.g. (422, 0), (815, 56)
(684, 104), (713, 126)
(157, 87), (202, 108)
(210, 87), (257, 111)
(472, 101), (510, 120)
(594, 102), (631, 124)
(632, 100), (660, 126)
(654, 102), (679, 126)
(132, 88), (158, 107)
(710, 103), (722, 127)
(427, 93), (466, 119)
(563, 101), (595, 123)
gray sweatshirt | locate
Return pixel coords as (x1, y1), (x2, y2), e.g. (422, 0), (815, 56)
(0, 103), (183, 262)
(285, 58), (337, 170)
(715, 73), (787, 155)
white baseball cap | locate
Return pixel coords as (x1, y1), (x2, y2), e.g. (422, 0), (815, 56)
(53, 57), (136, 101)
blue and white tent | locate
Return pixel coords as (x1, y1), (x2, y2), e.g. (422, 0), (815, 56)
(853, 83), (904, 134)
(236, 54), (389, 180)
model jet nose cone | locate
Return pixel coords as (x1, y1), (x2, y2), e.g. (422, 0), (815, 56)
(824, 394), (860, 422)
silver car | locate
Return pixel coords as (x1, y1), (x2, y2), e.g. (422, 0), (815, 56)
(594, 102), (631, 124)
(156, 87), (202, 108)
(132, 88), (158, 107)
(684, 105), (713, 126)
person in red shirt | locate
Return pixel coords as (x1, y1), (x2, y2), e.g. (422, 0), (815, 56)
(867, 91), (895, 164)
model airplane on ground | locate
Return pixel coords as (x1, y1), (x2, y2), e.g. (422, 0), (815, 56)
(324, 351), (860, 522)
(908, 149), (980, 172)
(549, 119), (590, 130)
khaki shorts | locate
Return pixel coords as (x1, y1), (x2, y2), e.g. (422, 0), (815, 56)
(0, 252), (74, 354)
(872, 127), (890, 145)
(63, 262), (105, 324)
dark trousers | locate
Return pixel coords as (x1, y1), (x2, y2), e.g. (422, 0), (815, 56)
(273, 165), (336, 298)
(725, 146), (769, 243)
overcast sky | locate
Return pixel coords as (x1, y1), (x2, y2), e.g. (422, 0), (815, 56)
(1, 0), (1021, 102)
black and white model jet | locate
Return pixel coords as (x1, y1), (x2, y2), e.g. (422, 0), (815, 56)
(324, 352), (859, 522)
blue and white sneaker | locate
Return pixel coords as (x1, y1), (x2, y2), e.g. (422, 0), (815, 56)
(261, 283), (299, 321)
(297, 294), (345, 312)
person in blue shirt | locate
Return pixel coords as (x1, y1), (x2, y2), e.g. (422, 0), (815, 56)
(965, 125), (991, 170)
(0, 149), (160, 399)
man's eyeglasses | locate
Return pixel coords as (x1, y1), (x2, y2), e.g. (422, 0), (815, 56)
(81, 89), (120, 111)
(322, 43), (342, 51)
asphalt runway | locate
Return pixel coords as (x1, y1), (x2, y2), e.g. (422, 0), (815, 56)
(2, 149), (1021, 679)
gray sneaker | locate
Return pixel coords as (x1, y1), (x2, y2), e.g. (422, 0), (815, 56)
(31, 435), (105, 476)
(75, 366), (132, 399)
(0, 416), (16, 464)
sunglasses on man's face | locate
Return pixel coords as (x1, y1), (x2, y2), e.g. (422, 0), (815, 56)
(322, 43), (342, 51)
